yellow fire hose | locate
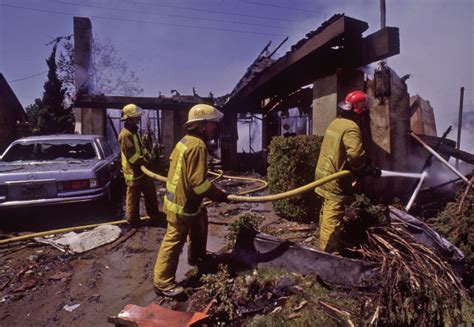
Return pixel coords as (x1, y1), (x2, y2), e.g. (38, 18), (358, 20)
(207, 170), (268, 196)
(0, 168), (350, 245)
(0, 219), (143, 245)
(142, 166), (350, 202)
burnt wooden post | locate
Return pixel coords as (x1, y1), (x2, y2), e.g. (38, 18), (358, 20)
(73, 17), (105, 135)
(456, 86), (464, 169)
(363, 69), (411, 200)
(162, 109), (187, 161)
(220, 111), (238, 171)
(312, 69), (364, 136)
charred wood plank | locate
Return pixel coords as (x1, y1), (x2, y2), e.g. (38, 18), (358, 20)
(74, 94), (214, 110)
(360, 26), (400, 65)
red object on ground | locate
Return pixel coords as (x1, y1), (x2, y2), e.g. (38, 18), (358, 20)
(108, 303), (209, 327)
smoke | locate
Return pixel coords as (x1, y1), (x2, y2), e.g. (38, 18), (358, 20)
(459, 125), (474, 153)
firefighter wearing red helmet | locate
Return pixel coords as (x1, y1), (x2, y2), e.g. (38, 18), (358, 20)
(314, 91), (380, 254)
(339, 90), (369, 114)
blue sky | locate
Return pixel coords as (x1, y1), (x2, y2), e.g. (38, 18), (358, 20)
(0, 0), (473, 142)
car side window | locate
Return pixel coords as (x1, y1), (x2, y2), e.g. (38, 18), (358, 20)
(98, 138), (113, 157)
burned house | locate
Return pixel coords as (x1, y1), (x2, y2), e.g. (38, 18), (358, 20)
(0, 73), (26, 153)
(71, 14), (471, 201)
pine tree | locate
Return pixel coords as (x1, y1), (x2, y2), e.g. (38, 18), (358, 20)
(34, 44), (75, 135)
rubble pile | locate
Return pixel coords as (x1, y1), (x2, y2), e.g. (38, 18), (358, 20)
(0, 247), (73, 299)
(239, 195), (472, 325)
(186, 264), (361, 326)
(335, 194), (468, 325)
(359, 225), (467, 325)
(428, 180), (473, 288)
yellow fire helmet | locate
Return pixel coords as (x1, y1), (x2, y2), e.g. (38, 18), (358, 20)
(185, 104), (224, 127)
(121, 104), (143, 121)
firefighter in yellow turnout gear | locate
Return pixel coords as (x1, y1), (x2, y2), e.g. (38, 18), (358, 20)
(118, 104), (161, 226)
(315, 91), (380, 254)
(154, 104), (229, 297)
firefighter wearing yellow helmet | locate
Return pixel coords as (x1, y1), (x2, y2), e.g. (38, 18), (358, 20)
(118, 104), (161, 226)
(315, 91), (380, 254)
(153, 103), (229, 297)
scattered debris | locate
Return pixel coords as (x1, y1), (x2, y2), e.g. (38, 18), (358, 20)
(287, 225), (316, 232)
(0, 278), (11, 291)
(191, 264), (297, 324)
(319, 300), (355, 326)
(458, 176), (473, 213)
(428, 180), (473, 291)
(341, 197), (469, 326)
(358, 224), (467, 325)
(47, 271), (73, 281)
(63, 303), (81, 312)
(288, 312), (302, 320)
(292, 300), (308, 311)
(106, 227), (137, 251)
(0, 244), (31, 258)
(34, 225), (121, 254)
(108, 303), (209, 327)
(14, 279), (37, 293)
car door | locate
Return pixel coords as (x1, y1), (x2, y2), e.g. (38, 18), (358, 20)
(97, 137), (120, 183)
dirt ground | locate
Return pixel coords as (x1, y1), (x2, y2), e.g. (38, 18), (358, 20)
(0, 179), (279, 327)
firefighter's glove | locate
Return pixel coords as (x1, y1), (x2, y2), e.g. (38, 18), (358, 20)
(217, 191), (231, 203)
(352, 165), (381, 178)
(372, 167), (382, 177)
(144, 153), (152, 163)
(208, 185), (230, 203)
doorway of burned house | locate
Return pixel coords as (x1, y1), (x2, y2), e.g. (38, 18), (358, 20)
(237, 113), (262, 172)
(106, 108), (162, 153)
(280, 107), (312, 136)
(236, 108), (311, 172)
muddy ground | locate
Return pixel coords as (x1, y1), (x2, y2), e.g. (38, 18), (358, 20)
(0, 179), (279, 327)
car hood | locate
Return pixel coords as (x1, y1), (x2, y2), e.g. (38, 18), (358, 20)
(0, 160), (102, 182)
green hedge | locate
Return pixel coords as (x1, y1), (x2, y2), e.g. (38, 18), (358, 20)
(267, 135), (323, 222)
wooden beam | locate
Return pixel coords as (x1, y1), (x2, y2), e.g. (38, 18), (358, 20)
(263, 87), (313, 115)
(74, 94), (213, 110)
(422, 136), (474, 165)
(361, 27), (399, 65)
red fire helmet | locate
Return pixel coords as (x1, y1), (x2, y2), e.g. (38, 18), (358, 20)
(338, 90), (368, 114)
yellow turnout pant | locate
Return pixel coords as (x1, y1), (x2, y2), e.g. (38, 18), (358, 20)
(319, 198), (345, 254)
(125, 177), (160, 223)
(153, 209), (208, 290)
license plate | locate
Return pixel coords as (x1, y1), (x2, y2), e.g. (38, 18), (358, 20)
(21, 185), (47, 199)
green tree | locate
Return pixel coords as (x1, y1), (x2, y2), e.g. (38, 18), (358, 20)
(24, 97), (42, 124)
(34, 44), (75, 135)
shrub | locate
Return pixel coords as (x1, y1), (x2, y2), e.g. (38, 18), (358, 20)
(226, 213), (264, 249)
(267, 135), (323, 222)
(428, 186), (473, 287)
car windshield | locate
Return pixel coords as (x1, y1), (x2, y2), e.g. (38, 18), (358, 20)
(1, 140), (97, 162)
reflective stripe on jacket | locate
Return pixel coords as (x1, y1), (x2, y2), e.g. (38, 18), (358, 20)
(315, 118), (366, 201)
(118, 127), (149, 185)
(164, 134), (211, 217)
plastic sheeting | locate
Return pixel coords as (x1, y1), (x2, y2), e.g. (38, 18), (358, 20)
(389, 206), (465, 272)
(35, 225), (121, 254)
(232, 228), (380, 288)
(232, 208), (464, 288)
